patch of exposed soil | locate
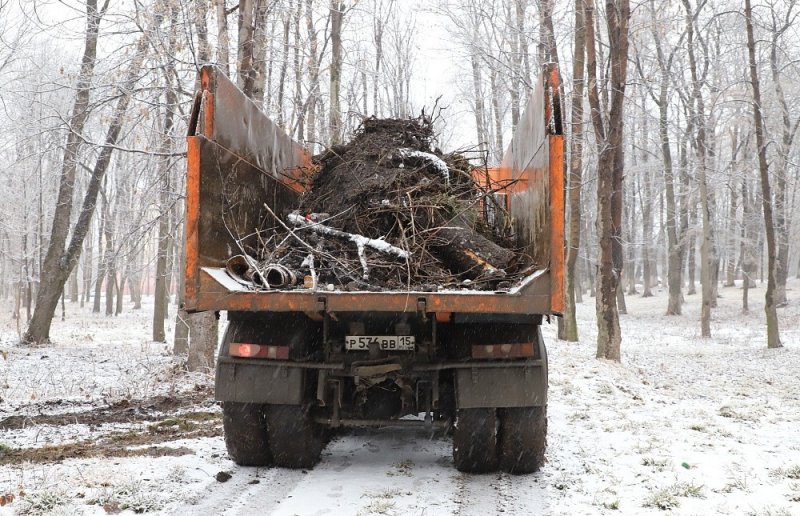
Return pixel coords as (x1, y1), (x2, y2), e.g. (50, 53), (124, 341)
(1, 385), (214, 430)
(0, 411), (221, 465)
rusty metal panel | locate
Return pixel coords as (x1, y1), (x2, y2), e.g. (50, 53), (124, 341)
(193, 65), (311, 191)
(549, 134), (565, 314)
(185, 137), (201, 310)
(194, 267), (552, 315)
(546, 66), (566, 315)
(502, 71), (550, 269)
(495, 63), (565, 315)
(195, 136), (300, 268)
(185, 65), (565, 318)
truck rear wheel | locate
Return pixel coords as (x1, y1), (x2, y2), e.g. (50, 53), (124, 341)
(222, 402), (272, 466)
(498, 405), (547, 474)
(265, 404), (326, 468)
(453, 408), (499, 473)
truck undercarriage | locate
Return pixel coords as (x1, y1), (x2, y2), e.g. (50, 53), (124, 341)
(216, 310), (548, 473)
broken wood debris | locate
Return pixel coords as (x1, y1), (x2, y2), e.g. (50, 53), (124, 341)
(226, 116), (533, 291)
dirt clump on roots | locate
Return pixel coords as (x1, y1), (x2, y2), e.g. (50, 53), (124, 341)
(234, 116), (533, 291)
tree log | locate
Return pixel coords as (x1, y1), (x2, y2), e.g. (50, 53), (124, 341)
(430, 226), (514, 280)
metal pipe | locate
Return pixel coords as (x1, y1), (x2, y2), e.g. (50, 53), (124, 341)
(262, 264), (298, 288)
(225, 255), (252, 284)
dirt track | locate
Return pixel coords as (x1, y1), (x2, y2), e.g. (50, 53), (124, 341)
(0, 388), (219, 465)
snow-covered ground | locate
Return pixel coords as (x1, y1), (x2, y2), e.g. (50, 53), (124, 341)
(1, 280), (799, 515)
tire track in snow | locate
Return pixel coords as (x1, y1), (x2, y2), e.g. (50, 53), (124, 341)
(175, 467), (305, 515)
(454, 470), (551, 515)
(176, 428), (550, 515)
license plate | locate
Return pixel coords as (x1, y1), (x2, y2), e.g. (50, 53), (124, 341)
(345, 335), (415, 351)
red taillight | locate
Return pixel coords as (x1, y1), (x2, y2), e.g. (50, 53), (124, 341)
(230, 343), (289, 360)
(471, 343), (535, 359)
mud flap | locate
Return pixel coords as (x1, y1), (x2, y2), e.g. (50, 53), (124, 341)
(215, 361), (304, 405)
(455, 365), (546, 409)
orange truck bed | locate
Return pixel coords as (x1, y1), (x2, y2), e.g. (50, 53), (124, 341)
(184, 65), (564, 317)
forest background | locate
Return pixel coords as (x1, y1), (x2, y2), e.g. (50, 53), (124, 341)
(0, 0), (797, 360)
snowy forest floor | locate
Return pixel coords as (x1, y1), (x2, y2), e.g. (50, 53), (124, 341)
(0, 279), (799, 516)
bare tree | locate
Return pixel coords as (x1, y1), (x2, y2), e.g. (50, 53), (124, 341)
(154, 3), (180, 343)
(561, 0), (587, 342)
(24, 0), (119, 343)
(329, 0), (345, 143)
(215, 0), (231, 74)
(744, 0), (782, 349)
(586, 0), (631, 361)
(766, 1), (798, 306)
(681, 0), (714, 337)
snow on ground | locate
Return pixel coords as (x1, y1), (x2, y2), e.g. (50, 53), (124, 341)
(0, 280), (799, 515)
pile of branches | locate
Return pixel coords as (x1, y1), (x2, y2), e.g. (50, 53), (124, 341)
(229, 116), (533, 292)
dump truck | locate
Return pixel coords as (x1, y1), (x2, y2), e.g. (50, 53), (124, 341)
(184, 64), (565, 474)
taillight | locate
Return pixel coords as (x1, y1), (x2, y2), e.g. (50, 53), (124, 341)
(471, 343), (535, 359)
(229, 343), (289, 360)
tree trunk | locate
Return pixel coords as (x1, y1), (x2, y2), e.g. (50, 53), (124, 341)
(103, 195), (115, 317)
(115, 272), (123, 316)
(625, 175), (637, 296)
(725, 127), (740, 287)
(81, 237), (91, 308)
(616, 280), (627, 315)
(682, 0), (713, 337)
(105, 267), (114, 315)
(470, 50), (488, 153)
(640, 98), (653, 298)
(373, 1), (384, 116)
(153, 185), (171, 341)
(194, 0), (211, 65)
(215, 0), (230, 74)
(93, 200), (105, 314)
(769, 22), (793, 306)
(741, 176), (757, 310)
(173, 225), (190, 355)
(23, 0), (103, 343)
(306, 0), (320, 149)
(329, 0), (344, 144)
(745, 0), (782, 348)
(561, 0), (586, 342)
(586, 0), (630, 362)
(24, 22), (149, 344)
(489, 68), (504, 164)
(277, 7), (291, 129)
(188, 311), (218, 371)
(683, 127), (697, 296)
(69, 269), (79, 303)
(251, 0), (270, 106)
(128, 266), (142, 309)
(237, 0), (256, 95)
(153, 4), (179, 342)
(515, 0), (531, 89)
(292, 0), (304, 136)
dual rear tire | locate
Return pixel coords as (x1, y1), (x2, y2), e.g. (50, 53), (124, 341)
(453, 406), (546, 474)
(222, 402), (326, 468)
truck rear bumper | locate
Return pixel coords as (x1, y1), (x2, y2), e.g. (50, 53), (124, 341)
(215, 357), (547, 408)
